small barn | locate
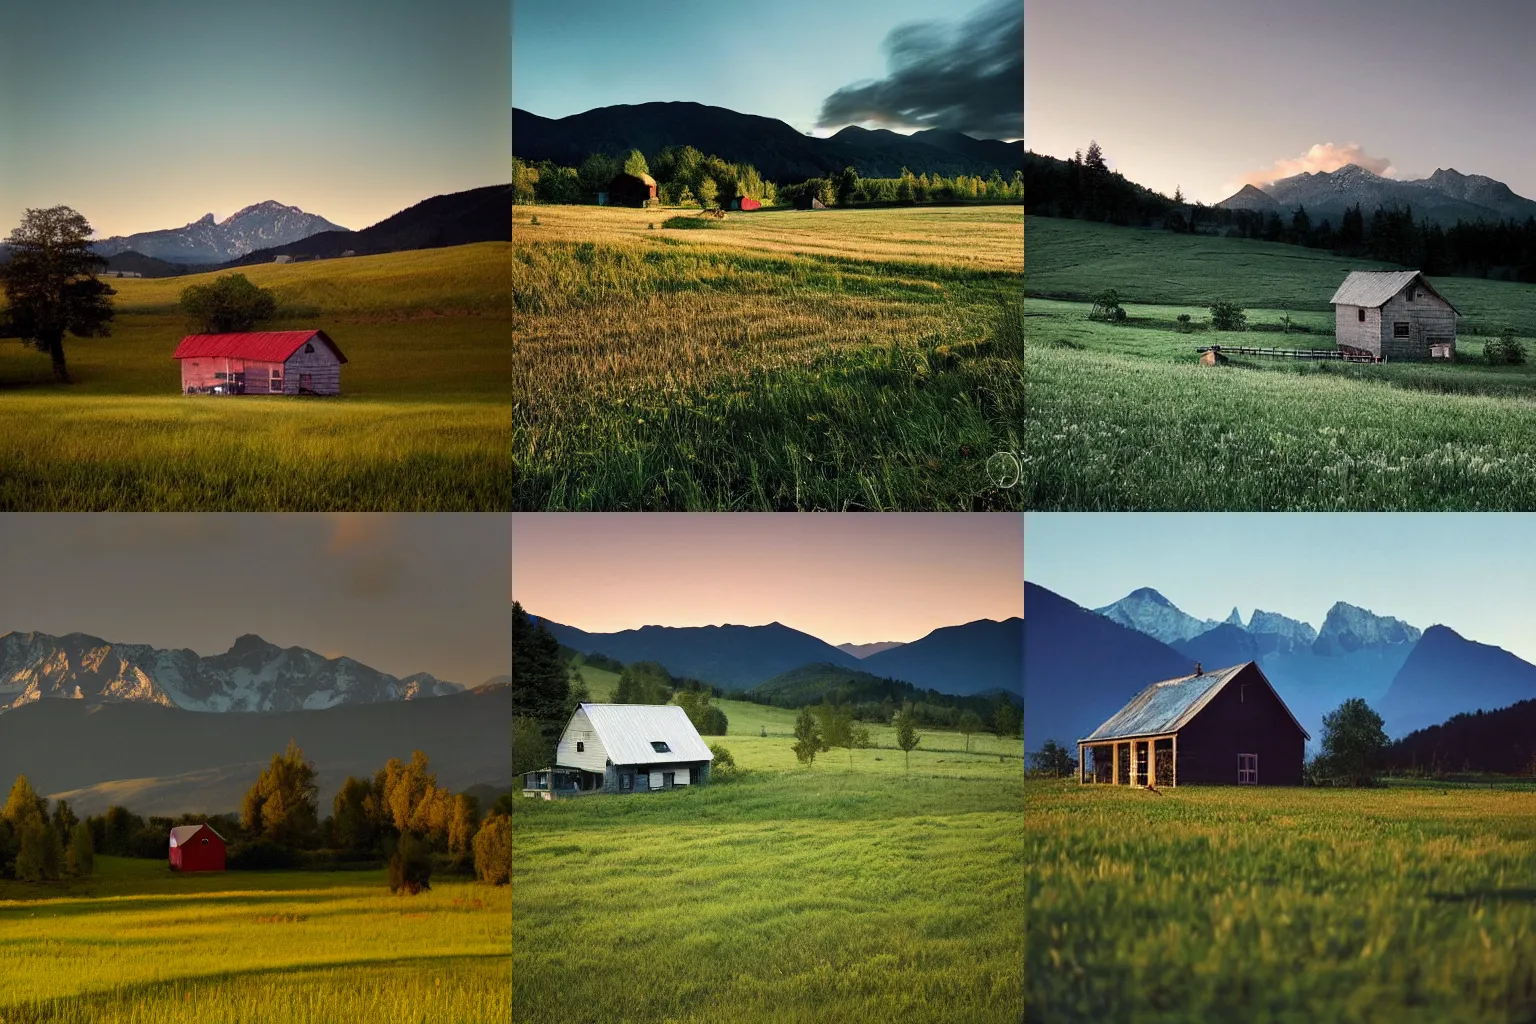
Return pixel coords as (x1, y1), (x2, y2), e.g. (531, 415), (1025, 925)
(795, 194), (827, 210)
(168, 823), (226, 872)
(1077, 661), (1308, 787)
(173, 330), (348, 396)
(731, 196), (762, 212)
(607, 172), (658, 208)
(1331, 270), (1459, 361)
(522, 703), (714, 798)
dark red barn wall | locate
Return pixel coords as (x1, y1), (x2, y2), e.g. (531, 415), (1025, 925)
(171, 827), (227, 872)
(1175, 664), (1306, 785)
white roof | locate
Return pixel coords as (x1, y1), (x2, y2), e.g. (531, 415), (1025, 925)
(1330, 270), (1459, 314)
(168, 823), (224, 846)
(578, 703), (714, 765)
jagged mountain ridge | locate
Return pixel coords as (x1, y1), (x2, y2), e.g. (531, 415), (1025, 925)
(0, 630), (463, 714)
(1094, 588), (1235, 644)
(92, 201), (348, 263)
(1217, 164), (1536, 227)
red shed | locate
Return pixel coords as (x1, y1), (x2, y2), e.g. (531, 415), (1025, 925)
(173, 330), (348, 396)
(732, 196), (762, 211)
(168, 823), (227, 872)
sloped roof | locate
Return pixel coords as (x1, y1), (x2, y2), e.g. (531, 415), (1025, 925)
(1080, 662), (1309, 742)
(168, 823), (225, 847)
(575, 703), (714, 765)
(1330, 271), (1460, 314)
(172, 330), (348, 364)
(611, 172), (657, 187)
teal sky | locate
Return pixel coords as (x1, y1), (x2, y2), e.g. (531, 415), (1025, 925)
(0, 0), (509, 238)
(513, 0), (1021, 139)
(1026, 514), (1536, 663)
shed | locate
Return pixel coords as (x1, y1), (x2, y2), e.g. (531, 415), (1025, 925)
(173, 330), (347, 395)
(522, 703), (714, 798)
(1077, 661), (1308, 787)
(795, 194), (827, 210)
(168, 823), (226, 872)
(607, 172), (658, 208)
(732, 196), (762, 212)
(1331, 270), (1459, 361)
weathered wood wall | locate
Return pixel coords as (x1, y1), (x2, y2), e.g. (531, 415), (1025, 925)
(281, 340), (343, 395)
(1377, 285), (1457, 360)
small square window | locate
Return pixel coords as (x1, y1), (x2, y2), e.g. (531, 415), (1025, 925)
(1393, 322), (1410, 338)
(305, 342), (315, 353)
(651, 741), (671, 753)
(576, 741), (584, 752)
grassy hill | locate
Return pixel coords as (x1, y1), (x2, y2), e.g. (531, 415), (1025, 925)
(1024, 216), (1536, 509)
(514, 204), (1024, 510)
(0, 856), (509, 1021)
(751, 661), (1016, 717)
(0, 242), (510, 509)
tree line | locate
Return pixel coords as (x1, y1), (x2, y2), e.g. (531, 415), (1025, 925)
(777, 167), (1023, 209)
(791, 698), (1004, 772)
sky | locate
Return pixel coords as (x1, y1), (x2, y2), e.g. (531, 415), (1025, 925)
(0, 0), (510, 238)
(511, 513), (1023, 646)
(1025, 0), (1536, 203)
(1027, 513), (1536, 664)
(0, 514), (509, 687)
(513, 0), (1022, 139)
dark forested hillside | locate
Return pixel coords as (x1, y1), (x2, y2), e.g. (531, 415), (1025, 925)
(1386, 697), (1536, 775)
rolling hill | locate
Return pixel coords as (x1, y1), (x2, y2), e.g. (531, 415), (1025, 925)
(749, 661), (1018, 714)
(513, 102), (1022, 182)
(1379, 625), (1536, 737)
(860, 618), (1022, 697)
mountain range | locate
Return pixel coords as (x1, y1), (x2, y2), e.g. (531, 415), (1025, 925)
(513, 102), (1023, 182)
(0, 630), (466, 715)
(836, 641), (906, 658)
(1027, 582), (1536, 752)
(533, 614), (1021, 697)
(1217, 164), (1536, 228)
(91, 201), (348, 264)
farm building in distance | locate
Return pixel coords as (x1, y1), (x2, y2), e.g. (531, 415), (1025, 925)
(604, 172), (658, 208)
(168, 823), (226, 872)
(795, 194), (828, 210)
(173, 330), (347, 395)
(1077, 661), (1308, 787)
(1331, 270), (1459, 361)
(522, 703), (714, 799)
(731, 196), (762, 211)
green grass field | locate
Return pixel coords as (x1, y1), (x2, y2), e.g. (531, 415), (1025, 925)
(1026, 778), (1536, 1021)
(513, 204), (1025, 510)
(0, 243), (510, 510)
(513, 696), (1024, 1023)
(0, 856), (510, 1023)
(1024, 217), (1536, 509)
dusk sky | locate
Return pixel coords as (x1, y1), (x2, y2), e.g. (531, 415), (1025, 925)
(511, 514), (1022, 646)
(1026, 0), (1536, 203)
(1027, 513), (1536, 664)
(514, 0), (1022, 139)
(0, 0), (509, 238)
(0, 515), (509, 687)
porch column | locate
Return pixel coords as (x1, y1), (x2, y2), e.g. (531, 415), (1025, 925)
(1172, 733), (1178, 788)
(1112, 742), (1119, 786)
(1077, 743), (1086, 783)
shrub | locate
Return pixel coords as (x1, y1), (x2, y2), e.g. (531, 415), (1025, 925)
(530, 215), (540, 225)
(472, 813), (510, 885)
(1488, 327), (1526, 365)
(179, 274), (279, 333)
(662, 216), (719, 230)
(227, 838), (298, 870)
(1088, 289), (1125, 322)
(389, 833), (432, 895)
(1209, 301), (1247, 331)
(708, 744), (738, 779)
(1174, 313), (1193, 334)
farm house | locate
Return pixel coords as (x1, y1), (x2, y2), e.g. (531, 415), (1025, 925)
(168, 823), (226, 872)
(522, 703), (713, 799)
(1331, 270), (1459, 361)
(605, 172), (658, 208)
(172, 330), (348, 395)
(1077, 661), (1308, 787)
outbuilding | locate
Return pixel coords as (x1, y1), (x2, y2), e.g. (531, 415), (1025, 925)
(173, 330), (347, 395)
(1331, 270), (1459, 361)
(1077, 661), (1308, 787)
(795, 194), (827, 210)
(732, 196), (762, 211)
(168, 823), (226, 872)
(606, 172), (658, 208)
(522, 703), (714, 798)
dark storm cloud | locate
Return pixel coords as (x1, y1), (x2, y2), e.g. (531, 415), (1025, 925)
(817, 0), (1022, 139)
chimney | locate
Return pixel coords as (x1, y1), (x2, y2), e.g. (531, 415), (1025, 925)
(1193, 662), (1203, 676)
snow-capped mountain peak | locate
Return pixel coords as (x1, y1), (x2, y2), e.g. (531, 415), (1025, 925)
(91, 202), (348, 263)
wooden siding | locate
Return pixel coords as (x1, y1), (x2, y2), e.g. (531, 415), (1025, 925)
(1173, 663), (1306, 785)
(605, 760), (709, 793)
(181, 357), (283, 393)
(1335, 279), (1456, 361)
(556, 707), (609, 773)
(281, 340), (343, 395)
(1334, 304), (1382, 357)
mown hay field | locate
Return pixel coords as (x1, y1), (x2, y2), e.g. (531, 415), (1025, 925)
(0, 857), (510, 1023)
(1027, 779), (1536, 1022)
(513, 696), (1025, 1023)
(513, 204), (1025, 510)
(1023, 217), (1536, 509)
(0, 243), (511, 510)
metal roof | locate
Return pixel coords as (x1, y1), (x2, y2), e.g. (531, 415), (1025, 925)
(172, 330), (348, 363)
(576, 703), (714, 765)
(1329, 271), (1461, 314)
(1079, 662), (1309, 743)
(168, 823), (224, 846)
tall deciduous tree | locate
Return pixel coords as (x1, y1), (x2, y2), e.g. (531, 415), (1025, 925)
(958, 710), (984, 753)
(993, 698), (1022, 739)
(0, 206), (116, 382)
(792, 706), (823, 766)
(622, 149), (650, 177)
(1314, 698), (1388, 787)
(179, 273), (278, 333)
(894, 701), (922, 772)
(241, 740), (319, 845)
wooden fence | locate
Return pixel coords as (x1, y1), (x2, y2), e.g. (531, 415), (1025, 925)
(1197, 345), (1379, 364)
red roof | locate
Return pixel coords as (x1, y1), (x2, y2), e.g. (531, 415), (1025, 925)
(172, 330), (347, 364)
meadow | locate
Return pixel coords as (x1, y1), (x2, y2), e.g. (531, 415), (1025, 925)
(1024, 216), (1536, 509)
(1026, 778), (1536, 1021)
(0, 856), (510, 1023)
(0, 243), (510, 510)
(512, 694), (1024, 1023)
(513, 204), (1025, 510)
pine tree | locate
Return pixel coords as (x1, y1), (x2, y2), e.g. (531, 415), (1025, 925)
(511, 602), (569, 722)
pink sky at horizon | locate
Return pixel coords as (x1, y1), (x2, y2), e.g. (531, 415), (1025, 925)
(510, 514), (1022, 646)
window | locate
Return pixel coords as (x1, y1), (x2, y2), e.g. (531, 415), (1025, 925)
(620, 773), (632, 791)
(304, 342), (315, 353)
(663, 772), (675, 788)
(1239, 753), (1258, 784)
(1393, 322), (1410, 338)
(576, 741), (584, 752)
(1357, 308), (1365, 322)
(651, 741), (671, 753)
